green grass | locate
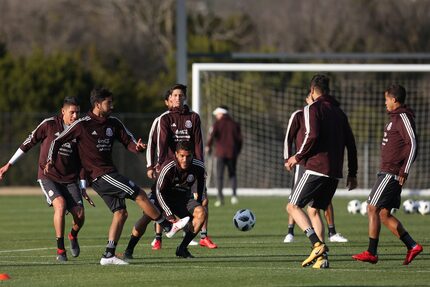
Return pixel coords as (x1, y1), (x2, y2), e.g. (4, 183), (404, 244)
(0, 195), (429, 286)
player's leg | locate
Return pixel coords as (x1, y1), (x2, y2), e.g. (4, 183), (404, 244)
(66, 183), (85, 258)
(284, 165), (303, 243)
(307, 206), (324, 242)
(214, 157), (225, 207)
(325, 202), (348, 243)
(283, 214), (295, 243)
(177, 201), (206, 258)
(38, 179), (68, 261)
(124, 213), (152, 259)
(227, 158), (238, 204)
(199, 195), (217, 249)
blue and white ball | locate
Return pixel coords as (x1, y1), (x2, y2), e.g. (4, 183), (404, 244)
(233, 209), (256, 231)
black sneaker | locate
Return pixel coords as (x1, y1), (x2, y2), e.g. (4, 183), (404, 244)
(68, 233), (80, 257)
(123, 250), (134, 260)
(56, 249), (68, 262)
(176, 246), (195, 259)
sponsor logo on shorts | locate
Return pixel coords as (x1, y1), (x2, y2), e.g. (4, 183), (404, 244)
(48, 190), (54, 197)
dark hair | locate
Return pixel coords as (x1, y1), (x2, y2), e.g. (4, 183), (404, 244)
(310, 74), (330, 95)
(169, 84), (187, 97)
(163, 89), (171, 100)
(90, 87), (113, 108)
(385, 84), (406, 104)
(63, 96), (80, 107)
(175, 141), (193, 153)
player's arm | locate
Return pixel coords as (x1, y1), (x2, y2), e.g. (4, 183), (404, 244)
(283, 111), (300, 170)
(398, 114), (417, 185)
(344, 115), (358, 190)
(78, 167), (95, 207)
(146, 117), (159, 179)
(205, 125), (216, 155)
(155, 162), (175, 220)
(236, 122), (243, 154)
(193, 114), (204, 161)
(0, 120), (47, 180)
(156, 115), (169, 168)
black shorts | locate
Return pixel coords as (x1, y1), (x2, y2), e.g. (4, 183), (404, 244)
(151, 191), (201, 219)
(38, 179), (83, 211)
(289, 164), (306, 200)
(91, 172), (142, 213)
(289, 170), (338, 210)
(368, 173), (402, 209)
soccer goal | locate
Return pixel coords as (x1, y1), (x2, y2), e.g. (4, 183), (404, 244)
(192, 63), (430, 196)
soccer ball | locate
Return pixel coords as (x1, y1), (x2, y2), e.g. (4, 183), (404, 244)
(233, 209), (256, 231)
(417, 200), (430, 215)
(360, 201), (368, 216)
(402, 199), (418, 214)
(347, 200), (361, 214)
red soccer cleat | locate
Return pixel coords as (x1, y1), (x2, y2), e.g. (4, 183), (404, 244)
(152, 239), (162, 250)
(199, 236), (218, 249)
(352, 250), (378, 264)
(403, 244), (423, 265)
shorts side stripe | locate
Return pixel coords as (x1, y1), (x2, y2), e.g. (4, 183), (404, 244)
(290, 171), (310, 205)
(38, 179), (52, 205)
(101, 174), (135, 196)
(370, 174), (391, 206)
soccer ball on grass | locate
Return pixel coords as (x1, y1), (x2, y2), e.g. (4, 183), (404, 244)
(417, 200), (430, 215)
(233, 209), (256, 231)
(347, 200), (361, 214)
(402, 199), (418, 214)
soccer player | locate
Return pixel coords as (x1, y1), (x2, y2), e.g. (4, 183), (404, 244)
(285, 75), (358, 269)
(352, 84), (423, 265)
(206, 105), (243, 207)
(283, 95), (351, 244)
(156, 84), (217, 249)
(156, 141), (207, 258)
(0, 96), (94, 262)
(45, 87), (189, 265)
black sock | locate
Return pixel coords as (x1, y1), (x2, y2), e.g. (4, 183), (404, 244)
(155, 233), (162, 241)
(104, 240), (116, 258)
(56, 237), (65, 250)
(304, 228), (321, 246)
(400, 232), (416, 250)
(70, 228), (78, 238)
(368, 237), (379, 255)
(180, 231), (197, 250)
(125, 235), (141, 253)
(288, 224), (295, 235)
(328, 225), (336, 237)
(156, 216), (172, 232)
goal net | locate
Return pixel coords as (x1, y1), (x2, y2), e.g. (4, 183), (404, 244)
(192, 64), (430, 196)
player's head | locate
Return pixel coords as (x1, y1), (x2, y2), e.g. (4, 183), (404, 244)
(168, 84), (187, 109)
(212, 105), (228, 120)
(175, 141), (194, 170)
(90, 87), (114, 117)
(163, 89), (173, 109)
(310, 74), (330, 99)
(62, 96), (80, 125)
(385, 84), (406, 111)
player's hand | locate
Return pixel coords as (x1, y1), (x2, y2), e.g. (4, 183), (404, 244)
(346, 176), (358, 190)
(0, 163), (11, 180)
(81, 189), (95, 207)
(147, 169), (156, 179)
(43, 161), (52, 175)
(135, 138), (147, 152)
(399, 175), (406, 186)
(286, 156), (298, 171)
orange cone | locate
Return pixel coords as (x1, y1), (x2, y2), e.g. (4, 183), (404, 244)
(0, 273), (11, 280)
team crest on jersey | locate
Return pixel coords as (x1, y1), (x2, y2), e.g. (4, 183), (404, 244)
(387, 122), (392, 131)
(187, 174), (194, 182)
(185, 120), (192, 129)
(106, 128), (113, 137)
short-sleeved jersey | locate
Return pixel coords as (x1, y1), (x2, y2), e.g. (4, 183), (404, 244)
(206, 114), (242, 159)
(155, 158), (205, 217)
(157, 105), (204, 166)
(20, 114), (81, 183)
(47, 111), (139, 181)
(380, 106), (417, 177)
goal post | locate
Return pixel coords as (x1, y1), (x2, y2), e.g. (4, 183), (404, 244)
(192, 63), (430, 197)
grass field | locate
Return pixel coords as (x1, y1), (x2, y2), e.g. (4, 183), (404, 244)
(0, 194), (428, 287)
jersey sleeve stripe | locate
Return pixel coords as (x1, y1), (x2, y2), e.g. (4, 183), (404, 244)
(284, 110), (301, 159)
(400, 113), (417, 173)
(22, 117), (55, 146)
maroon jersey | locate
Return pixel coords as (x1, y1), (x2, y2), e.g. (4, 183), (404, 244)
(155, 158), (205, 217)
(380, 106), (417, 177)
(47, 111), (140, 181)
(157, 105), (203, 166)
(295, 95), (357, 178)
(206, 114), (242, 159)
(146, 111), (169, 171)
(20, 115), (81, 183)
(283, 109), (305, 163)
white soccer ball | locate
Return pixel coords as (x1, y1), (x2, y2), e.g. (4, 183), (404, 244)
(417, 200), (430, 215)
(347, 200), (361, 214)
(402, 199), (418, 214)
(360, 201), (368, 216)
(233, 209), (256, 231)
